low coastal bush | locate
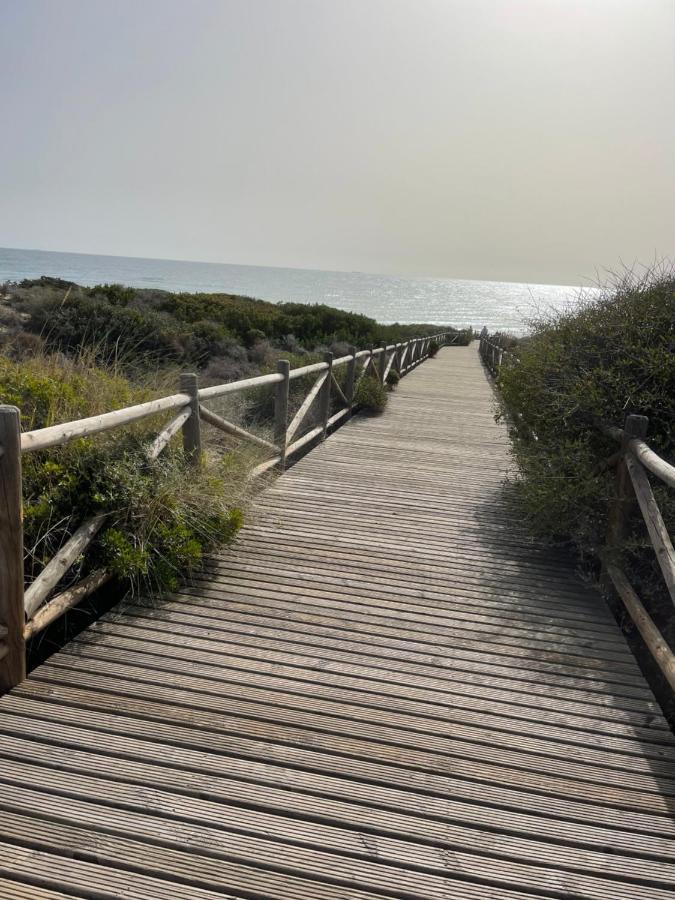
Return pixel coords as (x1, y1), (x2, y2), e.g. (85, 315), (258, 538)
(386, 368), (400, 389)
(5, 278), (462, 373)
(355, 375), (388, 413)
(495, 266), (674, 621)
(1, 350), (250, 600)
(427, 340), (439, 358)
(450, 329), (473, 346)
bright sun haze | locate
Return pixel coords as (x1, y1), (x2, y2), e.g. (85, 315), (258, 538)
(1, 0), (673, 284)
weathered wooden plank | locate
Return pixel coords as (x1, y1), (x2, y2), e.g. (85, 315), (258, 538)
(0, 782), (669, 900)
(69, 622), (673, 739)
(2, 707), (672, 844)
(5, 691), (674, 827)
(52, 639), (675, 759)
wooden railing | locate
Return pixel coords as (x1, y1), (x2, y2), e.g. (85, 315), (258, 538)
(0, 331), (451, 692)
(600, 415), (675, 690)
(477, 326), (519, 375)
(478, 325), (675, 691)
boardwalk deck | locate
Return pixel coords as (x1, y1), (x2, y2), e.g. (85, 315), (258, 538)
(0, 345), (674, 898)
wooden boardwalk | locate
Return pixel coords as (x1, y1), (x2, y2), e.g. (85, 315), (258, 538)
(1, 344), (674, 899)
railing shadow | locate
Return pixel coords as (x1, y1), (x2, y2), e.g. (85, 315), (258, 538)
(468, 475), (675, 821)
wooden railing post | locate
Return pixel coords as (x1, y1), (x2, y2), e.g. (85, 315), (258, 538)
(345, 346), (357, 414)
(604, 414), (649, 561)
(274, 359), (290, 471)
(179, 373), (201, 466)
(0, 406), (26, 693)
(378, 342), (387, 385)
(320, 352), (333, 440)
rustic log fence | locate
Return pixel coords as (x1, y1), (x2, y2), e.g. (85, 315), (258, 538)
(0, 331), (451, 692)
(478, 326), (675, 692)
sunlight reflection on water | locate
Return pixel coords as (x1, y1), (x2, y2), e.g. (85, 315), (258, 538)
(0, 247), (598, 334)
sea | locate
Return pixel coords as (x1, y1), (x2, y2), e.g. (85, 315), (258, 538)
(0, 246), (595, 335)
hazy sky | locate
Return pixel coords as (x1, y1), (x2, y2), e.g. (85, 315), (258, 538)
(1, 0), (674, 284)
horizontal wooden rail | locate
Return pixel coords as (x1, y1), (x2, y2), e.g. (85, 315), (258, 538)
(288, 361), (329, 381)
(21, 393), (191, 454)
(0, 329), (453, 691)
(619, 436), (675, 489)
(332, 353), (353, 367)
(197, 371), (283, 401)
(629, 439), (675, 489)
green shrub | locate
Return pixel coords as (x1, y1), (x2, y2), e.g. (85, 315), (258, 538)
(0, 351), (143, 431)
(355, 375), (388, 413)
(451, 329), (473, 346)
(496, 267), (675, 612)
(24, 434), (247, 596)
(1, 350), (249, 599)
(386, 368), (400, 389)
(8, 279), (465, 372)
(427, 340), (439, 358)
(27, 293), (185, 369)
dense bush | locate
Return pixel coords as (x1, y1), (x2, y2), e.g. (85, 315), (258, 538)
(355, 375), (388, 413)
(427, 340), (439, 358)
(30, 295), (187, 367)
(24, 434), (245, 596)
(386, 368), (400, 389)
(496, 268), (674, 619)
(0, 351), (249, 598)
(5, 278), (463, 373)
(450, 329), (473, 346)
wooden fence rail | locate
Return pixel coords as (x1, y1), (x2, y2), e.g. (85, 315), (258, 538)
(0, 331), (451, 693)
(478, 326), (675, 692)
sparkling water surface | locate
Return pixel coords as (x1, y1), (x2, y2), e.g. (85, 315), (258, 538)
(0, 247), (595, 335)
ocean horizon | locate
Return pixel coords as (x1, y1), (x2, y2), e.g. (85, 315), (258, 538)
(0, 246), (595, 334)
